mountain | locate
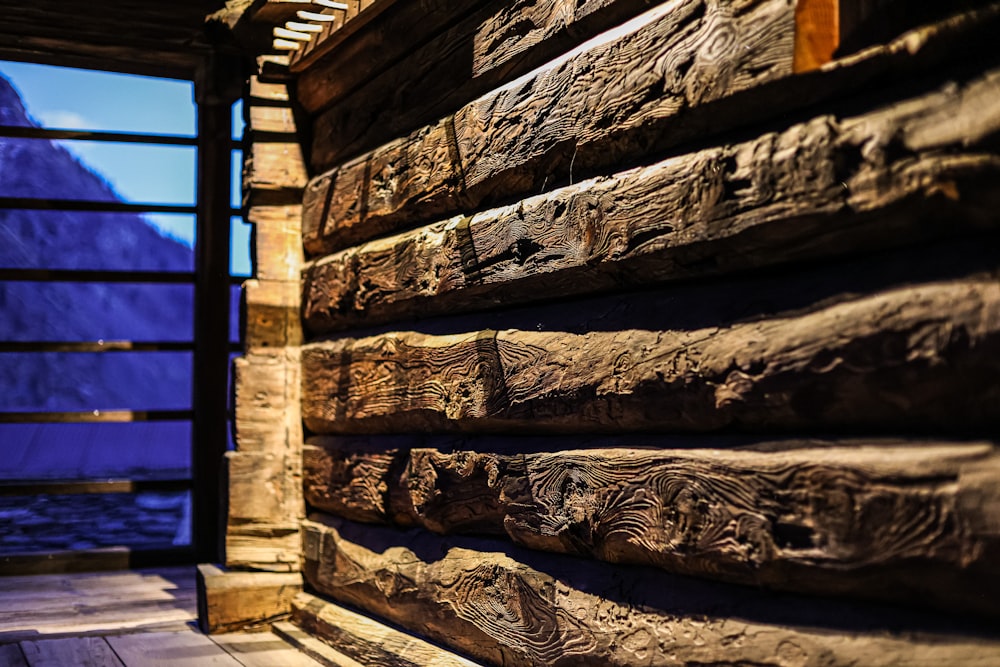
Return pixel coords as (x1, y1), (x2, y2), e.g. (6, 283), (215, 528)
(0, 73), (199, 480)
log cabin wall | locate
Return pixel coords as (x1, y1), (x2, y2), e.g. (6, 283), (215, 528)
(230, 0), (1000, 661)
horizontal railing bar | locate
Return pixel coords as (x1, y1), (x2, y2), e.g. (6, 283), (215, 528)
(0, 125), (243, 152)
(0, 197), (197, 214)
(0, 545), (197, 576)
(0, 125), (200, 146)
(0, 478), (193, 497)
(0, 341), (194, 353)
(0, 410), (193, 423)
(0, 268), (195, 283)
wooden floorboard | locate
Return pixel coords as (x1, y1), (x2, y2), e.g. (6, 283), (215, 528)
(211, 632), (327, 667)
(0, 567), (196, 641)
(106, 632), (243, 667)
(0, 568), (323, 667)
(20, 636), (124, 667)
(0, 643), (28, 667)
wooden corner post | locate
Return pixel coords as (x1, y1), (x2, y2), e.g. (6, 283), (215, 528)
(193, 52), (243, 564)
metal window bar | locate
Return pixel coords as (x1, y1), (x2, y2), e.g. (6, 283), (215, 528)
(0, 58), (243, 570)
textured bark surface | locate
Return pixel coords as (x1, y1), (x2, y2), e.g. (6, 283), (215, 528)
(303, 439), (1000, 616)
(302, 276), (1000, 434)
(302, 516), (1000, 667)
(301, 5), (1000, 257)
(303, 66), (1000, 333)
(304, 0), (659, 165)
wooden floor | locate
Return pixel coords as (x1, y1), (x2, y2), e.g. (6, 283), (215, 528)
(0, 567), (324, 666)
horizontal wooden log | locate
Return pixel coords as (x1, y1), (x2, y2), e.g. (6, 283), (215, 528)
(288, 593), (482, 666)
(302, 0), (664, 164)
(302, 5), (1000, 257)
(197, 564), (302, 634)
(301, 275), (1000, 434)
(233, 349), (302, 454)
(302, 64), (1000, 333)
(305, 0), (795, 239)
(302, 516), (1000, 666)
(304, 439), (1000, 616)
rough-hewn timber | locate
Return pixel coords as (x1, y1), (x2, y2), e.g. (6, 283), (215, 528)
(304, 439), (1000, 616)
(302, 516), (1000, 667)
(304, 0), (795, 243)
(197, 564), (302, 634)
(301, 0), (665, 164)
(302, 275), (1000, 434)
(302, 66), (1000, 332)
(289, 593), (483, 667)
(301, 6), (1000, 259)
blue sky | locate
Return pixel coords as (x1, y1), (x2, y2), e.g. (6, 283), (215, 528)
(0, 60), (250, 276)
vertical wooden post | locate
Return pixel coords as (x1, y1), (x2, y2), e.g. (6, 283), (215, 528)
(193, 53), (243, 564)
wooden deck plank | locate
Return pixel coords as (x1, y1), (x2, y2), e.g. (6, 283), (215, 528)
(210, 632), (326, 667)
(106, 632), (242, 667)
(0, 644), (28, 667)
(0, 568), (196, 641)
(20, 636), (123, 667)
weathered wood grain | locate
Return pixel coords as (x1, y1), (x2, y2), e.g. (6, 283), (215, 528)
(244, 279), (302, 349)
(19, 637), (123, 667)
(302, 516), (1000, 667)
(106, 631), (242, 667)
(303, 65), (1000, 333)
(303, 0), (664, 164)
(233, 349), (302, 455)
(247, 204), (303, 283)
(197, 564), (302, 634)
(301, 4), (1000, 257)
(305, 0), (795, 241)
(225, 451), (301, 526)
(311, 0), (795, 175)
(244, 141), (308, 208)
(289, 593), (483, 667)
(302, 275), (1000, 434)
(304, 439), (1000, 615)
(211, 630), (327, 667)
(225, 522), (301, 573)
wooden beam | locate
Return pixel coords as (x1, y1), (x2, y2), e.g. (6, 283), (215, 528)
(307, 0), (796, 194)
(301, 4), (1000, 257)
(243, 279), (303, 348)
(197, 564), (302, 634)
(225, 523), (301, 573)
(302, 275), (1000, 434)
(304, 439), (1000, 616)
(295, 0), (663, 163)
(302, 516), (1000, 666)
(302, 62), (1000, 332)
(288, 594), (483, 666)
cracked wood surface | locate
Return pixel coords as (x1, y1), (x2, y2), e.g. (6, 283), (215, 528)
(301, 275), (1000, 435)
(302, 63), (1000, 333)
(303, 439), (1000, 616)
(302, 516), (1000, 667)
(300, 4), (1000, 258)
